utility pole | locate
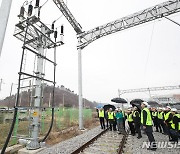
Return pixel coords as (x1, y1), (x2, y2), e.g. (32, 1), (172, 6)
(48, 93), (52, 108)
(78, 40), (83, 129)
(0, 78), (2, 91)
(8, 83), (13, 110)
(62, 93), (65, 110)
(0, 0), (13, 57)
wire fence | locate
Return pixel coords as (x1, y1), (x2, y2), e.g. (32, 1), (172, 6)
(0, 107), (94, 148)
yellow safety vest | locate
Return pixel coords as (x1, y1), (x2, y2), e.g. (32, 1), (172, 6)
(133, 110), (140, 118)
(152, 112), (157, 117)
(171, 114), (180, 130)
(164, 111), (172, 123)
(99, 110), (104, 118)
(158, 112), (163, 120)
(127, 113), (133, 122)
(141, 108), (152, 126)
(108, 112), (114, 119)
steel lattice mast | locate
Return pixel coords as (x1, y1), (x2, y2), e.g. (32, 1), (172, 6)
(118, 85), (180, 96)
(77, 0), (180, 49)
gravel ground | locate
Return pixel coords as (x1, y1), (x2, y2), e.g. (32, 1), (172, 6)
(124, 131), (180, 154)
(38, 126), (103, 154)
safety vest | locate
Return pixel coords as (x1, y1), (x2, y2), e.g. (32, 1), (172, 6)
(127, 113), (133, 122)
(99, 110), (104, 118)
(171, 114), (180, 130)
(133, 110), (140, 118)
(152, 112), (157, 117)
(158, 112), (163, 120)
(164, 111), (172, 123)
(108, 112), (114, 119)
(141, 108), (152, 126)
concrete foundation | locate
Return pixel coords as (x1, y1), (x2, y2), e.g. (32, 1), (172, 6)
(0, 144), (24, 154)
(18, 147), (45, 154)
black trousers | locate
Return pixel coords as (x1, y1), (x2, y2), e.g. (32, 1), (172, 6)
(105, 118), (109, 128)
(145, 126), (156, 148)
(109, 119), (114, 131)
(159, 119), (167, 134)
(135, 122), (142, 137)
(170, 129), (179, 142)
(153, 117), (158, 131)
(156, 119), (162, 132)
(128, 121), (135, 135)
(99, 117), (105, 129)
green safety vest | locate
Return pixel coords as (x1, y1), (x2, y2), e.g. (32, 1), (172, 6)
(127, 113), (133, 122)
(108, 112), (114, 119)
(158, 112), (163, 120)
(164, 111), (172, 123)
(99, 110), (104, 118)
(171, 114), (180, 130)
(133, 110), (140, 118)
(141, 108), (152, 126)
(152, 112), (157, 117)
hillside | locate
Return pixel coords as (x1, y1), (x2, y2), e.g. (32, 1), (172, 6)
(0, 85), (97, 108)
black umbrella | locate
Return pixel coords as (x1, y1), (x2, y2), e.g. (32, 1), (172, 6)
(130, 99), (144, 105)
(103, 104), (116, 111)
(147, 101), (159, 107)
(111, 97), (127, 104)
(130, 99), (144, 110)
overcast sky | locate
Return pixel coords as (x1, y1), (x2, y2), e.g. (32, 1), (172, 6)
(0, 0), (180, 104)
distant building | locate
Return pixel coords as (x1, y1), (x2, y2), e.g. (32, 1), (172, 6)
(152, 94), (180, 104)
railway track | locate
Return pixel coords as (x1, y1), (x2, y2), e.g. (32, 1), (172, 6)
(71, 129), (128, 154)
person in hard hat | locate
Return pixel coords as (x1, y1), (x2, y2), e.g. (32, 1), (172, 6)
(116, 108), (125, 134)
(164, 106), (173, 141)
(141, 102), (156, 151)
(113, 109), (117, 131)
(108, 108), (115, 131)
(169, 108), (179, 143)
(157, 107), (167, 134)
(133, 106), (142, 139)
(152, 107), (158, 132)
(126, 108), (135, 136)
(104, 109), (109, 128)
(98, 107), (105, 129)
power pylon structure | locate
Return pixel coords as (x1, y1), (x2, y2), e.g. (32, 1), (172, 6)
(1, 1), (64, 153)
(53, 0), (180, 129)
(118, 85), (180, 96)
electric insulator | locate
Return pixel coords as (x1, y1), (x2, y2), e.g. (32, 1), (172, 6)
(54, 31), (57, 39)
(28, 4), (33, 16)
(19, 6), (25, 17)
(52, 23), (54, 30)
(61, 25), (64, 34)
(35, 0), (40, 7)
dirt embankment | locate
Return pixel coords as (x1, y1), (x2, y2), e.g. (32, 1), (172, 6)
(46, 119), (99, 145)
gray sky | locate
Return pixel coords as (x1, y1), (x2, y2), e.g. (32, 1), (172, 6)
(0, 0), (180, 103)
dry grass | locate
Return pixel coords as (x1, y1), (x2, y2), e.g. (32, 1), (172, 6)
(45, 118), (99, 146)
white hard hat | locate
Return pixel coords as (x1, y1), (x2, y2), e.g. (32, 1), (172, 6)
(171, 108), (177, 112)
(142, 101), (148, 106)
(147, 105), (151, 108)
(159, 107), (163, 110)
(166, 106), (171, 109)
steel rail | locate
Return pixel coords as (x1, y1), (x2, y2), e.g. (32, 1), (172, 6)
(71, 129), (129, 154)
(71, 129), (108, 154)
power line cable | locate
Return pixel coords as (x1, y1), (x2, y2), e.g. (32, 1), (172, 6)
(144, 21), (155, 83)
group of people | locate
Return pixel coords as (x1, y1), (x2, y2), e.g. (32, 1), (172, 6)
(98, 101), (180, 151)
